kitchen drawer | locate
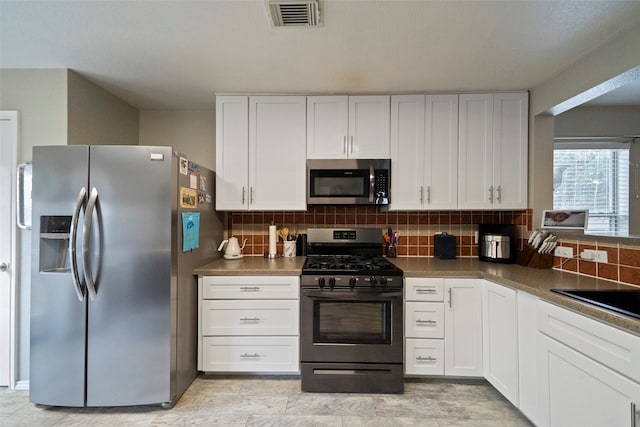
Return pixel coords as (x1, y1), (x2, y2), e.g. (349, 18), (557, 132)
(201, 300), (299, 336)
(201, 275), (299, 299)
(405, 301), (444, 338)
(405, 278), (444, 301)
(405, 338), (445, 376)
(201, 336), (299, 373)
(537, 300), (640, 384)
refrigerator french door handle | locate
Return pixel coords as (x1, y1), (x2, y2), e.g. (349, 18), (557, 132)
(83, 187), (99, 300)
(69, 187), (87, 302)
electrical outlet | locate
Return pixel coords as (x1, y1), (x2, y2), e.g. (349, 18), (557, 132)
(554, 246), (573, 258)
(581, 249), (609, 263)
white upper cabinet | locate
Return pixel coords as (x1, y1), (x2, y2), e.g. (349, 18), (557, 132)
(390, 94), (458, 210)
(216, 95), (249, 211)
(216, 95), (307, 211)
(458, 92), (528, 209)
(307, 95), (390, 159)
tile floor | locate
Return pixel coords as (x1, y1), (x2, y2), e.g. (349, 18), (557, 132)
(1, 375), (534, 426)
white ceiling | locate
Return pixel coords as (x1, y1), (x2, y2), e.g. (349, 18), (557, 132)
(1, 0), (640, 110)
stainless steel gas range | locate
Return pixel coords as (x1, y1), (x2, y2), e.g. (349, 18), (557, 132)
(300, 228), (404, 394)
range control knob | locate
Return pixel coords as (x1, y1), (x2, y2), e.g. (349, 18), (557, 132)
(349, 277), (357, 289)
(318, 277), (325, 289)
(329, 277), (336, 289)
(370, 276), (378, 287)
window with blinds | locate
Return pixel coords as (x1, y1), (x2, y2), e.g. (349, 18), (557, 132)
(553, 144), (629, 235)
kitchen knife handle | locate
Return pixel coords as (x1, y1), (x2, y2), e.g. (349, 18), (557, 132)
(83, 187), (99, 301)
(488, 186), (494, 203)
(69, 187), (87, 302)
(496, 185), (502, 203)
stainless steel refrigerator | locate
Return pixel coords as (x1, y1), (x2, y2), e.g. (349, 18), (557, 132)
(30, 145), (222, 407)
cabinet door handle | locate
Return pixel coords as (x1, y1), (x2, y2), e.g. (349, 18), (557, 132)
(427, 186), (431, 204)
(240, 317), (260, 322)
(496, 185), (502, 203)
(242, 186), (246, 204)
(420, 186), (424, 204)
(240, 353), (260, 358)
(343, 136), (347, 154)
(240, 286), (261, 292)
(448, 288), (452, 308)
(250, 187), (254, 204)
(416, 319), (437, 325)
(350, 136), (354, 154)
(632, 402), (639, 427)
(416, 288), (436, 294)
(488, 185), (494, 203)
(416, 356), (437, 362)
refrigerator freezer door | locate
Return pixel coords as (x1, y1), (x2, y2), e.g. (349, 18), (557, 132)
(85, 146), (173, 406)
(30, 145), (89, 407)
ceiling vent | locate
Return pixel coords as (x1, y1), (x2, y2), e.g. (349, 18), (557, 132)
(266, 0), (321, 28)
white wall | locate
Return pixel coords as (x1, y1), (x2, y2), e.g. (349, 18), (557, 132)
(67, 70), (139, 146)
(555, 106), (640, 138)
(139, 110), (215, 170)
(529, 24), (640, 229)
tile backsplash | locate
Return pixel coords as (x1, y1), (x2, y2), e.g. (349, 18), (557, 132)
(226, 206), (640, 287)
(227, 206), (531, 257)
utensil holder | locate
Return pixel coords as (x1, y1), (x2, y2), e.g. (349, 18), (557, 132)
(386, 243), (397, 258)
(283, 241), (296, 258)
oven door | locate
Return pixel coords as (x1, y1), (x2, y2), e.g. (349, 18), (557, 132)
(300, 287), (403, 363)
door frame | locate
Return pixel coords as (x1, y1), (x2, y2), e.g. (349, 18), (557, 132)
(1, 110), (18, 389)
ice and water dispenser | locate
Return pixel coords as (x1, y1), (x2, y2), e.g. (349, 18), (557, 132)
(39, 216), (72, 272)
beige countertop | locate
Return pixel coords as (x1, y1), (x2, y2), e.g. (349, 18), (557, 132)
(194, 256), (640, 335)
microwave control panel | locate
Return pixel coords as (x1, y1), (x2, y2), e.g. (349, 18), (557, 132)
(374, 169), (389, 195)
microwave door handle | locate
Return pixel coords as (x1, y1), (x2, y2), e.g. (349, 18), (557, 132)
(369, 165), (375, 203)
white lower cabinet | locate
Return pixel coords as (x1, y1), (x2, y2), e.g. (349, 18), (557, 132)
(444, 279), (483, 377)
(482, 280), (519, 406)
(201, 336), (299, 373)
(404, 278), (482, 377)
(198, 275), (300, 373)
(517, 290), (539, 425)
(537, 300), (640, 427)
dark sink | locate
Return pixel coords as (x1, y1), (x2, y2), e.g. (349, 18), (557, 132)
(551, 289), (640, 319)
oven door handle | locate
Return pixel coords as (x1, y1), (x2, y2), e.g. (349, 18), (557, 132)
(369, 164), (375, 203)
(303, 290), (403, 299)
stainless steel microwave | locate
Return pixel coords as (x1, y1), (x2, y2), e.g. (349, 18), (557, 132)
(307, 159), (390, 205)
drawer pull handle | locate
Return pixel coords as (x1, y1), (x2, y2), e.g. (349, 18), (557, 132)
(416, 356), (437, 362)
(632, 402), (639, 427)
(416, 319), (437, 325)
(240, 353), (260, 358)
(416, 288), (437, 294)
(240, 317), (260, 322)
(240, 286), (261, 292)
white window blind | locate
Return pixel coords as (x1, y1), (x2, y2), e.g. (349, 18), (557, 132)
(553, 144), (629, 235)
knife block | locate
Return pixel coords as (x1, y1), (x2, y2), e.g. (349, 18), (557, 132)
(516, 244), (553, 269)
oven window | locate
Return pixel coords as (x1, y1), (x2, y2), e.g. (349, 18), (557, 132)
(313, 300), (391, 344)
